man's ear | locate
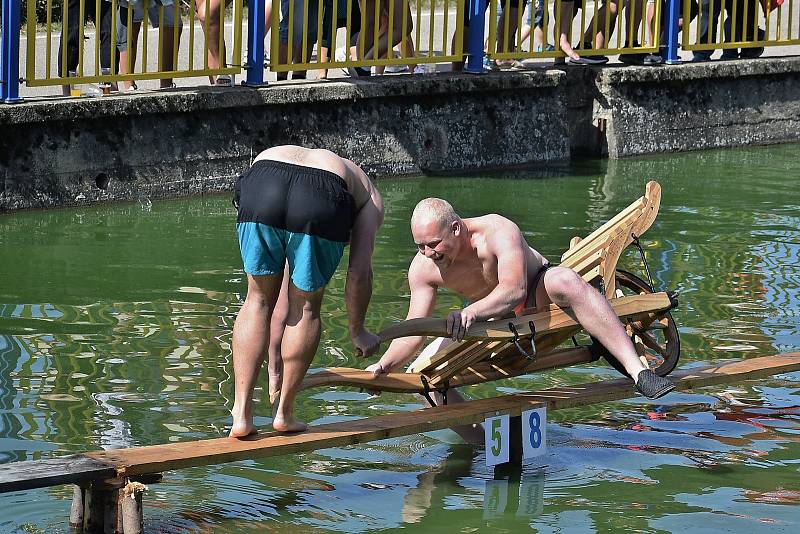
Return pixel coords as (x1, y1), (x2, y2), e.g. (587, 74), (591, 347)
(452, 220), (460, 236)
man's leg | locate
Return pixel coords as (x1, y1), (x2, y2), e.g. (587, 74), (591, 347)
(267, 264), (290, 407)
(231, 273), (284, 438)
(273, 283), (326, 432)
(539, 267), (672, 399)
(409, 337), (484, 444)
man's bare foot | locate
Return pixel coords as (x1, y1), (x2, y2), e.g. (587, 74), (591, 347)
(230, 405), (257, 438)
(273, 414), (308, 433)
(229, 419), (257, 438)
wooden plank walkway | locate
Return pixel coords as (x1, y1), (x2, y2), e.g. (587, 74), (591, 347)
(1, 353), (799, 493)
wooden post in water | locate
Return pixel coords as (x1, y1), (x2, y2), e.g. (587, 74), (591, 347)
(84, 479), (123, 533)
(69, 484), (85, 529)
(121, 481), (147, 534)
(508, 415), (523, 465)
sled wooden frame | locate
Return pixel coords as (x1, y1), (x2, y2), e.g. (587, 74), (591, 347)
(301, 181), (673, 397)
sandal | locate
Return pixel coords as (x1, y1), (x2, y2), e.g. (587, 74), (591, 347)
(215, 75), (233, 87)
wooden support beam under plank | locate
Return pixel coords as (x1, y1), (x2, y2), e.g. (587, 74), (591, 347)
(1, 353), (798, 493)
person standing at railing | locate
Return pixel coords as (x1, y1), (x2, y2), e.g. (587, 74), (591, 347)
(230, 146), (384, 435)
(116, 0), (183, 90)
(351, 0), (413, 77)
(693, 0), (761, 61)
(58, 0), (114, 95)
(318, 0), (362, 78)
(196, 0), (230, 84)
(454, 0), (543, 71)
(275, 0), (321, 80)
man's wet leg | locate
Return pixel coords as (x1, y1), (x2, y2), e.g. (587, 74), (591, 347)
(231, 273), (282, 438)
(273, 283), (325, 432)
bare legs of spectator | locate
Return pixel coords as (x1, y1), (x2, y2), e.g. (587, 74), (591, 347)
(196, 0), (227, 84)
(359, 1), (413, 61)
(495, 6), (521, 66)
(582, 0), (620, 50)
(276, 40), (315, 80)
(118, 22), (181, 89)
(59, 0), (113, 95)
(556, 1), (581, 62)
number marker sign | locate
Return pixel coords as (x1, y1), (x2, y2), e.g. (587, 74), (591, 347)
(484, 414), (510, 467)
(522, 407), (547, 459)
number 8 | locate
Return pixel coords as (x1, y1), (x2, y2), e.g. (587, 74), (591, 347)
(529, 411), (542, 448)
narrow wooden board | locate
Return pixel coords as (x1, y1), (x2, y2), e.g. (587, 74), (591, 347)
(0, 455), (117, 494)
(3, 353), (798, 493)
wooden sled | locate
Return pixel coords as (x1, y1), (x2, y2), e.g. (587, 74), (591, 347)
(301, 181), (680, 401)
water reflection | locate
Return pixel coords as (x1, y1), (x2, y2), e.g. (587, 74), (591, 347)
(0, 145), (799, 532)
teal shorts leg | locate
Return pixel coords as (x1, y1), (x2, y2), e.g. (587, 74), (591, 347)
(237, 222), (286, 276)
(237, 222), (346, 291)
(285, 232), (347, 292)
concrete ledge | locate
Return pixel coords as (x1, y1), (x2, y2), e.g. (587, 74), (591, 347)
(591, 56), (800, 157)
(2, 57), (800, 212)
(0, 71), (570, 211)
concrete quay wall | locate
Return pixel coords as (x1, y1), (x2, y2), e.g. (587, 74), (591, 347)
(1, 57), (799, 212)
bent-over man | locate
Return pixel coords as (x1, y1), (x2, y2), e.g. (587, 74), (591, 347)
(366, 198), (673, 431)
(231, 146), (384, 436)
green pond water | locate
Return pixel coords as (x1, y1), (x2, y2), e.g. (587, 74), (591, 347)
(1, 145), (799, 533)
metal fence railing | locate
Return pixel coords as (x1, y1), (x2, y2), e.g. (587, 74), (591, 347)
(2, 0), (800, 102)
(683, 0), (799, 55)
(267, 0), (465, 77)
(486, 0), (662, 63)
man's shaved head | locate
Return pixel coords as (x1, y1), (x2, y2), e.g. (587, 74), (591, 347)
(411, 198), (458, 231)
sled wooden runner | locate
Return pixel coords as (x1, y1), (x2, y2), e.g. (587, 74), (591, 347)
(301, 181), (675, 396)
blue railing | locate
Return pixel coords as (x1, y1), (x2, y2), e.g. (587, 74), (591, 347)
(1, 0), (23, 102)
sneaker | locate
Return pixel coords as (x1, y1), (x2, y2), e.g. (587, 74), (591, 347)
(635, 369), (675, 399)
(691, 52), (712, 63)
(739, 47), (764, 59)
(215, 75), (233, 86)
(720, 49), (739, 60)
(347, 66), (371, 77)
(618, 52), (645, 65)
(485, 59), (501, 71)
(643, 53), (663, 66)
(384, 64), (409, 74)
(511, 59), (540, 70)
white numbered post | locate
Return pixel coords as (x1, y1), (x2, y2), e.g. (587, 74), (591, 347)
(484, 414), (510, 467)
(522, 407), (547, 459)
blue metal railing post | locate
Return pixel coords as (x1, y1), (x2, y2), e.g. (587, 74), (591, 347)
(245, 0), (267, 86)
(663, 0), (681, 64)
(1, 0), (23, 102)
(464, 0), (486, 73)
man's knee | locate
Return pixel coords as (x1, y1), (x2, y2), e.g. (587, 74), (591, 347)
(544, 266), (588, 303)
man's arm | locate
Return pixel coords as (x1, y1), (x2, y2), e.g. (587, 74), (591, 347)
(447, 221), (528, 340)
(369, 258), (438, 375)
(345, 162), (384, 357)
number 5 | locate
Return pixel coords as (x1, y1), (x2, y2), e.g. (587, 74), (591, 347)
(491, 418), (503, 456)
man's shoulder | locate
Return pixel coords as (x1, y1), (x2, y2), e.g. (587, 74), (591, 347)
(408, 254), (439, 284)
